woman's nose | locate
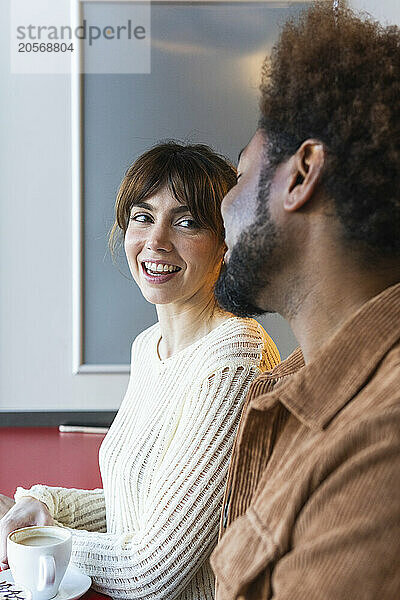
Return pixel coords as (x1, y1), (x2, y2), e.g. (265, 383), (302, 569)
(146, 225), (173, 253)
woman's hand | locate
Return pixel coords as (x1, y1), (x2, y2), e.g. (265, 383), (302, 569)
(0, 494), (15, 520)
(0, 496), (54, 569)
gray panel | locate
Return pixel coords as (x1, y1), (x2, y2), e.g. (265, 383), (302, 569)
(0, 412), (117, 428)
(83, 3), (306, 364)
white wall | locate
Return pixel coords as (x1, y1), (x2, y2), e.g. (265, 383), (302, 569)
(1, 0), (399, 412)
(0, 0), (128, 411)
(350, 0), (399, 24)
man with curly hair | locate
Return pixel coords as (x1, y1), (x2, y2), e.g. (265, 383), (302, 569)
(212, 2), (400, 598)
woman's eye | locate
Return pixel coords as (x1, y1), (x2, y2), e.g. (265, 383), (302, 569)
(176, 218), (197, 229)
(236, 173), (242, 182)
(130, 213), (152, 223)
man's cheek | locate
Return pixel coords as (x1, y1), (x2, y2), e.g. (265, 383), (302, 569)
(235, 188), (258, 231)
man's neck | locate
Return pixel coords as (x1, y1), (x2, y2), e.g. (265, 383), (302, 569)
(285, 265), (399, 365)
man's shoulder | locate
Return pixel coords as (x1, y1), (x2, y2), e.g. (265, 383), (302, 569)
(312, 342), (400, 469)
(349, 341), (400, 421)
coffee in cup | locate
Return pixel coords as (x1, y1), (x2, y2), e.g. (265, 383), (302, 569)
(7, 526), (72, 600)
(17, 536), (62, 547)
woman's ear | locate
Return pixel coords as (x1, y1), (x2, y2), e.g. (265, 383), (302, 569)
(284, 140), (325, 212)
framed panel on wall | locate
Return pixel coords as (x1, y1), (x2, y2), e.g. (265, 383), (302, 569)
(72, 0), (306, 374)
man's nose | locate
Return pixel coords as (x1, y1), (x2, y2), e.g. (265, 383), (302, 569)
(220, 190), (232, 221)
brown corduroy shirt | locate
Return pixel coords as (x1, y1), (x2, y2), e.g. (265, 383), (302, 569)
(210, 282), (400, 600)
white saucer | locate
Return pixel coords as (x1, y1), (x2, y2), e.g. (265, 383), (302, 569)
(0, 564), (91, 600)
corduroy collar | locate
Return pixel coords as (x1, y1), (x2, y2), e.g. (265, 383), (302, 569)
(251, 282), (400, 430)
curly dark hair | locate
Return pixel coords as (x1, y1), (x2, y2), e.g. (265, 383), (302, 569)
(259, 1), (400, 258)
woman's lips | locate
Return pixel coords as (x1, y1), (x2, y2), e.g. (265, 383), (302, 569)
(140, 262), (181, 284)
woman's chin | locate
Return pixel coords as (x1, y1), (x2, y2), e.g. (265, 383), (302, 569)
(141, 291), (178, 306)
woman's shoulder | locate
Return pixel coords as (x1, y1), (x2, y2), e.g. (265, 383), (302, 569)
(198, 316), (280, 374)
(130, 321), (160, 360)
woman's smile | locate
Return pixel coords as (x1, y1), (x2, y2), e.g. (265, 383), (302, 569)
(140, 260), (183, 284)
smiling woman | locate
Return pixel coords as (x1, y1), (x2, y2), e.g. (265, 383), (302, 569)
(124, 188), (224, 310)
(110, 142), (236, 326)
(4, 142), (280, 600)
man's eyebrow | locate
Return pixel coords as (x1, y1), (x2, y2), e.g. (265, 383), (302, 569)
(130, 201), (190, 215)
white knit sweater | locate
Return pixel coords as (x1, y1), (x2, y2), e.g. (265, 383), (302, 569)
(15, 317), (280, 600)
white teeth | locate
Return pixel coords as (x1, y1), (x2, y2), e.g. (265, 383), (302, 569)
(143, 261), (180, 275)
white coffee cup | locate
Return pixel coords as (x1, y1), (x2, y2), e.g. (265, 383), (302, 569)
(7, 526), (72, 600)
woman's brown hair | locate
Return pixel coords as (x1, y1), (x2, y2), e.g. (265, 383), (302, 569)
(109, 141), (237, 257)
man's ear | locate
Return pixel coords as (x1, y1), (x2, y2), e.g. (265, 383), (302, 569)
(284, 140), (325, 212)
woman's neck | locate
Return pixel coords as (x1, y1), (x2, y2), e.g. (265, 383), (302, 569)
(155, 293), (232, 360)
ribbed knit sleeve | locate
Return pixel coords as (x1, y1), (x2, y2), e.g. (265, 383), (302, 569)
(14, 485), (106, 533)
(54, 365), (261, 600)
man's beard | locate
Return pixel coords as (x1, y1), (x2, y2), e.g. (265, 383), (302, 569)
(215, 165), (281, 317)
